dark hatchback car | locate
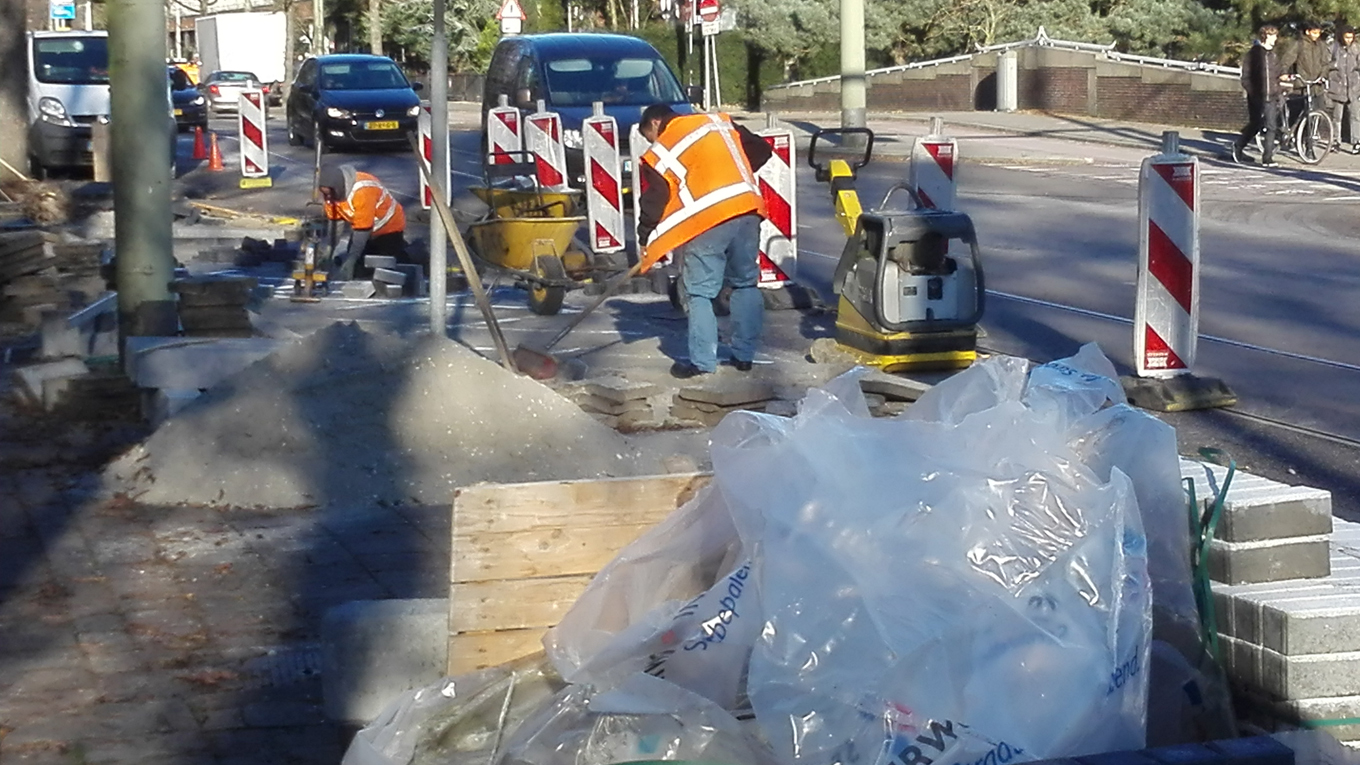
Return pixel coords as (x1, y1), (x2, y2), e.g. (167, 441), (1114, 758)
(169, 65), (207, 131)
(286, 54), (422, 151)
(481, 33), (695, 186)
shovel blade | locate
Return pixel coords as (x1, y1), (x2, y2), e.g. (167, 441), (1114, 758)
(512, 344), (558, 380)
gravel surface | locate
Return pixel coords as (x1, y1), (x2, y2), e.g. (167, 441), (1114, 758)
(104, 322), (666, 509)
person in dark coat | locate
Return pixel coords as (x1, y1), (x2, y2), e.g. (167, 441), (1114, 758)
(1235, 25), (1284, 167)
(1328, 25), (1360, 152)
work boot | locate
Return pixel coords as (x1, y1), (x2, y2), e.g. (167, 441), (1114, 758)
(669, 362), (708, 380)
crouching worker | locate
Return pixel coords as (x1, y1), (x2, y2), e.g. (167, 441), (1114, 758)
(317, 163), (407, 280)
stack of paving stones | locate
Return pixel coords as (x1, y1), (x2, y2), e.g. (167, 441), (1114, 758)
(572, 376), (664, 431)
(171, 273), (256, 338)
(367, 255), (426, 298)
(671, 378), (776, 427)
(1180, 458), (1360, 746)
(0, 231), (108, 326)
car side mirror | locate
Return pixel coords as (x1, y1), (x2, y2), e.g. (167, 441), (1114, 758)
(412, 82), (424, 92)
(686, 84), (704, 104)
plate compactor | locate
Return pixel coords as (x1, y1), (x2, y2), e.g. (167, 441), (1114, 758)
(809, 128), (985, 372)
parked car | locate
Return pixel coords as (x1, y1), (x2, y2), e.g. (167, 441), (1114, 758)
(200, 69), (263, 114)
(25, 30), (109, 179)
(481, 33), (697, 187)
(285, 54), (421, 151)
(169, 65), (207, 131)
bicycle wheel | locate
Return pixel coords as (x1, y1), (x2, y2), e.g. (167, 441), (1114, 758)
(1296, 110), (1335, 164)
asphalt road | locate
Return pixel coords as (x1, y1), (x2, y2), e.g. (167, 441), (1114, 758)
(180, 111), (1360, 517)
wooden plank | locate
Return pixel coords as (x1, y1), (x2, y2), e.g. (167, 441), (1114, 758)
(451, 472), (711, 535)
(447, 628), (547, 675)
(453, 522), (661, 581)
(451, 575), (594, 633)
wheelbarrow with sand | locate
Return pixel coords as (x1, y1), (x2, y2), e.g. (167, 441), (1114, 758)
(460, 153), (607, 316)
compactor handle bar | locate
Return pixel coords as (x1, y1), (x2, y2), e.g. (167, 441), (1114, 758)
(807, 127), (875, 182)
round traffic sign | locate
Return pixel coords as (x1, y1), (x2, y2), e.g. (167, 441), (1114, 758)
(697, 0), (719, 23)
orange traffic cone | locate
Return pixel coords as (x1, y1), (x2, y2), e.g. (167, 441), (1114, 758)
(206, 132), (224, 172)
(192, 125), (207, 160)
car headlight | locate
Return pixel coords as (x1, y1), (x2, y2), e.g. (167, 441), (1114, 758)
(326, 106), (352, 119)
(406, 105), (421, 117)
(562, 128), (583, 150)
(192, 95), (205, 106)
(38, 97), (73, 127)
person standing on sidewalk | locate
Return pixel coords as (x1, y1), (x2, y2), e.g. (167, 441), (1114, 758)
(1235, 25), (1284, 167)
(1280, 21), (1332, 123)
(635, 103), (772, 379)
(1328, 25), (1360, 153)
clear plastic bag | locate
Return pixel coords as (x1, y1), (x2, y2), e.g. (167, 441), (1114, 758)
(498, 672), (775, 765)
(709, 345), (1154, 765)
(544, 484), (760, 709)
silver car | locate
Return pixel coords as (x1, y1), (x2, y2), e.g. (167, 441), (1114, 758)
(200, 69), (262, 114)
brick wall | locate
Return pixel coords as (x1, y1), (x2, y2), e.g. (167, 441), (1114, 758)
(1019, 67), (1088, 112)
(873, 74), (974, 111)
(1097, 77), (1243, 130)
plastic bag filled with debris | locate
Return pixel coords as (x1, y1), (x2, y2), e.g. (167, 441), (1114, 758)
(543, 483), (761, 710)
(497, 671), (775, 765)
(341, 652), (566, 765)
(710, 344), (1155, 765)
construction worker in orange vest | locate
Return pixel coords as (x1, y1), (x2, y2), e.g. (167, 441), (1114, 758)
(318, 163), (408, 280)
(636, 104), (772, 379)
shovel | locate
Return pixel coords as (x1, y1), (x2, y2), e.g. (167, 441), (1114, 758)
(511, 258), (649, 380)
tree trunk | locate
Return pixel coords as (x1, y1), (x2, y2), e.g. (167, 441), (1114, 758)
(283, 2), (296, 92)
(368, 0), (382, 55)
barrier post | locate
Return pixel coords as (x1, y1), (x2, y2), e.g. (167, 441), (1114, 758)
(755, 121), (797, 287)
(417, 103), (451, 210)
(628, 125), (671, 270)
(583, 102), (625, 254)
(237, 89), (272, 188)
(909, 116), (955, 210)
(524, 100), (568, 190)
(1123, 131), (1235, 411)
(486, 94), (522, 165)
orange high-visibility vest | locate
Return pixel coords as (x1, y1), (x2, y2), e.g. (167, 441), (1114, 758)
(325, 171), (405, 237)
(639, 113), (766, 271)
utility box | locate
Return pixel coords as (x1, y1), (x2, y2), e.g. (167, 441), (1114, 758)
(194, 12), (287, 85)
(997, 50), (1018, 112)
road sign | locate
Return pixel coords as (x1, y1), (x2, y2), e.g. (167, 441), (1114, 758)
(697, 0), (719, 23)
(496, 0), (524, 19)
(49, 0), (75, 19)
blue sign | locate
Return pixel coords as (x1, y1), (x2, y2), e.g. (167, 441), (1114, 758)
(50, 0), (76, 19)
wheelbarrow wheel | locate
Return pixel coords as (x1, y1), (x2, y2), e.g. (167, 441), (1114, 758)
(528, 254), (567, 316)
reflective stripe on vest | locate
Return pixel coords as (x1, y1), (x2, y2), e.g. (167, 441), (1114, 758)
(350, 179), (400, 233)
(641, 114), (765, 269)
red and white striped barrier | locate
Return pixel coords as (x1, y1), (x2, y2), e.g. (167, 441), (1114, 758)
(755, 129), (797, 287)
(486, 96), (522, 165)
(583, 108), (624, 254)
(909, 121), (956, 210)
(629, 125), (671, 269)
(1134, 140), (1200, 376)
(417, 104), (450, 210)
(237, 89), (271, 189)
(525, 102), (568, 190)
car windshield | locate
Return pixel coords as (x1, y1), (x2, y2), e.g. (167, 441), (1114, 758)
(33, 36), (109, 85)
(169, 68), (193, 90)
(319, 61), (408, 90)
(542, 56), (684, 106)
(211, 71), (258, 83)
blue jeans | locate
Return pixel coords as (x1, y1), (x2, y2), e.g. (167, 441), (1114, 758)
(677, 213), (764, 372)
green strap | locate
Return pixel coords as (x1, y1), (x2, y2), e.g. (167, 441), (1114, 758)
(1188, 447), (1236, 667)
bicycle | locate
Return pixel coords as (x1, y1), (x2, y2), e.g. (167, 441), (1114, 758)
(1256, 75), (1335, 164)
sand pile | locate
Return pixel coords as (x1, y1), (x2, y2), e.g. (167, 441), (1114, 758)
(105, 322), (654, 508)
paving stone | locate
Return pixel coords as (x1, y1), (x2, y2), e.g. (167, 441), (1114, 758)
(1211, 485), (1333, 543)
(585, 376), (662, 403)
(859, 369), (933, 401)
(1208, 535), (1330, 585)
(11, 358), (89, 407)
(1225, 633), (1360, 699)
(363, 255), (398, 270)
(372, 267), (407, 286)
(580, 392), (649, 415)
(677, 378), (776, 406)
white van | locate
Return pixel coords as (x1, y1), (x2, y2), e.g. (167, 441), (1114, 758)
(26, 30), (111, 179)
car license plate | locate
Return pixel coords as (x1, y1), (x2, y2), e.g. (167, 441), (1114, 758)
(173, 108), (183, 116)
(365, 120), (398, 131)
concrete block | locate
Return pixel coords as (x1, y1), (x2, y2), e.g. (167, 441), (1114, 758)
(376, 282), (405, 299)
(859, 370), (933, 402)
(1208, 535), (1330, 585)
(364, 255), (398, 270)
(392, 264), (426, 297)
(1247, 638), (1360, 699)
(677, 379), (775, 407)
(1205, 736), (1295, 765)
(580, 393), (648, 416)
(126, 337), (282, 390)
(12, 358), (88, 407)
(321, 598), (449, 725)
(1258, 593), (1360, 656)
(336, 280), (377, 299)
(372, 267), (407, 286)
(585, 376), (661, 404)
(1212, 486), (1333, 543)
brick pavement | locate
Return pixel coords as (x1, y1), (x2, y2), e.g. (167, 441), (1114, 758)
(0, 382), (451, 764)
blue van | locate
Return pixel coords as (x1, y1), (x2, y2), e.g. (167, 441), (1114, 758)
(481, 33), (697, 187)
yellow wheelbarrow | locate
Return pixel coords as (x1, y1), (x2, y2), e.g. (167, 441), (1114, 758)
(464, 185), (596, 316)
